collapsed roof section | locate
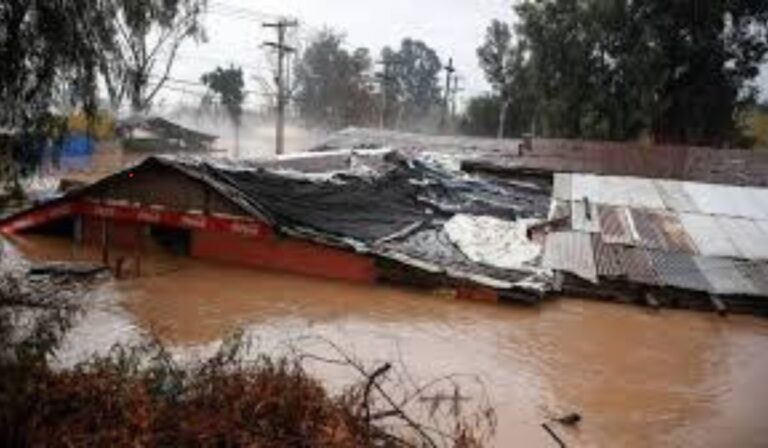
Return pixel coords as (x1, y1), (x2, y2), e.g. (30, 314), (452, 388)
(1, 150), (554, 299)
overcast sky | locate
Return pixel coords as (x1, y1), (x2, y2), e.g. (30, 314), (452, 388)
(160, 0), (768, 110)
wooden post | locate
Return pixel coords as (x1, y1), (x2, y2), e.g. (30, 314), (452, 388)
(101, 218), (110, 266)
(709, 295), (728, 317)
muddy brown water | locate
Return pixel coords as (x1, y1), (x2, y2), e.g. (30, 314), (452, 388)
(4, 234), (768, 447)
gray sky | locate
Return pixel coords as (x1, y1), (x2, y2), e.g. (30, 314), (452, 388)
(159, 0), (768, 110)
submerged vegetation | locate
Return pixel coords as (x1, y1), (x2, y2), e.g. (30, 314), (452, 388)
(0, 268), (494, 447)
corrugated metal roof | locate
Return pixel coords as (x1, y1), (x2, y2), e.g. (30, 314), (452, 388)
(630, 209), (668, 250)
(650, 211), (698, 254)
(654, 180), (700, 213)
(571, 200), (601, 233)
(622, 248), (661, 286)
(694, 257), (760, 296)
(745, 187), (768, 220)
(598, 205), (634, 245)
(716, 217), (768, 260)
(736, 262), (768, 297)
(592, 235), (625, 278)
(622, 177), (666, 209)
(647, 250), (711, 292)
(548, 199), (570, 222)
(585, 175), (666, 209)
(683, 183), (759, 219)
(678, 213), (742, 258)
(595, 175), (637, 207)
(570, 173), (600, 203)
(552, 173), (572, 201)
(542, 231), (598, 283)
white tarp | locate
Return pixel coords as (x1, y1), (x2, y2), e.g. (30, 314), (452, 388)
(444, 214), (542, 271)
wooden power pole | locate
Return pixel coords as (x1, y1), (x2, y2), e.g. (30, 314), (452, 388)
(263, 19), (297, 155)
(375, 58), (395, 130)
(440, 58), (456, 131)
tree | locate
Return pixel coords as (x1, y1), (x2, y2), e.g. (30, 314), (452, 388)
(0, 1), (114, 131)
(477, 20), (532, 138)
(106, 0), (208, 113)
(294, 30), (376, 128)
(201, 65), (245, 156)
(383, 39), (443, 128)
(478, 0), (768, 146)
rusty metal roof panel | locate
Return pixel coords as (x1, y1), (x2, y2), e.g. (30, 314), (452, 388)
(678, 213), (742, 258)
(542, 231), (598, 283)
(650, 211), (699, 254)
(647, 250), (711, 292)
(598, 205), (634, 245)
(630, 209), (668, 250)
(571, 200), (601, 233)
(654, 180), (700, 213)
(552, 173), (572, 201)
(592, 236), (626, 278)
(694, 257), (761, 296)
(716, 217), (768, 260)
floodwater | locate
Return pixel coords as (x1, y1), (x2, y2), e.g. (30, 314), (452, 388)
(4, 234), (768, 447)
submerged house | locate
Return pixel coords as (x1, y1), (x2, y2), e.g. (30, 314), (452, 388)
(3, 128), (768, 316)
(0, 151), (553, 302)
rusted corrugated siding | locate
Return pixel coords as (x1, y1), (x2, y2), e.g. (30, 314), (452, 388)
(592, 235), (626, 278)
(621, 247), (661, 286)
(646, 250), (710, 292)
(630, 209), (668, 250)
(650, 211), (698, 255)
(598, 206), (634, 245)
(694, 257), (760, 296)
(543, 231), (598, 283)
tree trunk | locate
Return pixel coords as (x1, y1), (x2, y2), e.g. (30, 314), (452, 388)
(497, 100), (511, 139)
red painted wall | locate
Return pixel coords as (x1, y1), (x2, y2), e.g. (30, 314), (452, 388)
(82, 216), (143, 250)
(191, 229), (377, 283)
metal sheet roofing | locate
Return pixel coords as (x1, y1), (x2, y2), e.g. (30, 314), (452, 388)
(552, 173), (571, 201)
(630, 209), (668, 250)
(694, 257), (761, 296)
(650, 211), (698, 254)
(716, 217), (768, 260)
(646, 250), (710, 292)
(678, 213), (742, 258)
(598, 205), (634, 245)
(684, 183), (756, 219)
(736, 262), (768, 297)
(571, 200), (601, 233)
(622, 248), (661, 286)
(592, 236), (627, 278)
(654, 180), (700, 213)
(570, 173), (600, 203)
(543, 231), (598, 283)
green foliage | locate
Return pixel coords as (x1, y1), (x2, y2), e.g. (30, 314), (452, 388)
(294, 30), (376, 128)
(473, 0), (768, 146)
(201, 65), (246, 127)
(384, 39), (444, 125)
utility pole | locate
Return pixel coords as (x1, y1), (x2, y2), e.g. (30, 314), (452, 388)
(375, 58), (395, 129)
(263, 19), (297, 155)
(440, 58), (455, 131)
(450, 75), (463, 124)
